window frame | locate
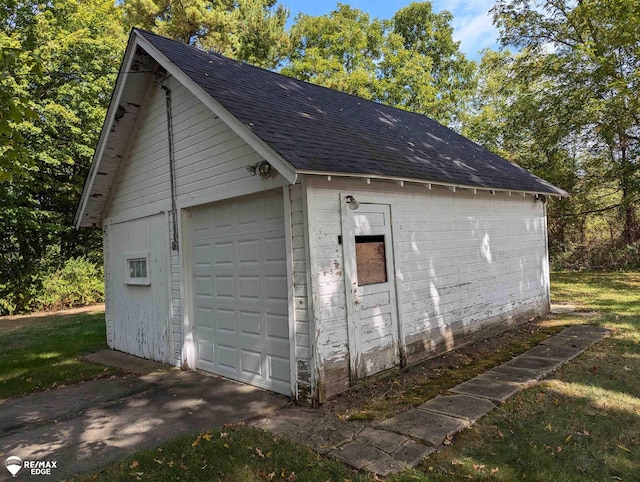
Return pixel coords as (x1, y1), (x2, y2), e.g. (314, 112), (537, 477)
(354, 234), (388, 286)
(125, 252), (151, 286)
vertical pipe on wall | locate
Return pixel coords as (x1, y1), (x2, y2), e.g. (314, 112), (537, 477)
(162, 84), (179, 251)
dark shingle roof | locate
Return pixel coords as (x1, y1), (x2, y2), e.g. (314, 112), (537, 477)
(137, 29), (566, 195)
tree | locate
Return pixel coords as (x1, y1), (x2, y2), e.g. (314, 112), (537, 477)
(461, 49), (586, 254)
(123, 0), (290, 68)
(492, 0), (640, 244)
(0, 32), (41, 183)
(282, 2), (474, 127)
(0, 0), (127, 314)
(391, 2), (475, 125)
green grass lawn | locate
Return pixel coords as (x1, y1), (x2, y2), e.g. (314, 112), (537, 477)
(387, 271), (640, 481)
(0, 307), (120, 399)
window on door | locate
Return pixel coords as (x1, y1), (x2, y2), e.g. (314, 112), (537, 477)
(125, 252), (150, 286)
(355, 235), (387, 285)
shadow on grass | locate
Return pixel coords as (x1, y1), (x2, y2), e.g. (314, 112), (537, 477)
(0, 312), (119, 399)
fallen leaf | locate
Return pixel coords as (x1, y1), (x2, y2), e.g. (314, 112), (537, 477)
(545, 423), (553, 432)
(256, 448), (264, 458)
(556, 446), (563, 453)
(266, 472), (275, 481)
(618, 445), (632, 453)
(192, 436), (201, 447)
(590, 366), (598, 374)
(583, 430), (590, 436)
(624, 366), (631, 372)
(473, 463), (486, 472)
(223, 443), (229, 448)
(130, 461), (139, 469)
(220, 432), (228, 438)
(491, 467), (500, 475)
(497, 429), (505, 439)
(565, 435), (573, 443)
(180, 464), (188, 470)
(153, 458), (164, 464)
(202, 433), (212, 441)
(287, 472), (297, 481)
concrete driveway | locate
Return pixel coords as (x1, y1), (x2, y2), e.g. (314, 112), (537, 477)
(0, 351), (287, 481)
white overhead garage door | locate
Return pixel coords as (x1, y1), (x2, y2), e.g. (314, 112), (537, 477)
(190, 190), (290, 395)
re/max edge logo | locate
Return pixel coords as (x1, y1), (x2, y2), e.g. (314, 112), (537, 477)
(5, 456), (59, 477)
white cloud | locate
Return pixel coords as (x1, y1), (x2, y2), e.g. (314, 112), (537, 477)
(432, 0), (500, 59)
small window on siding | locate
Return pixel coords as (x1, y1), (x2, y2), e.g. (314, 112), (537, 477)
(125, 253), (150, 286)
(355, 235), (387, 285)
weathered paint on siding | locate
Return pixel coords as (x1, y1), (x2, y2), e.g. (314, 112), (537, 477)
(306, 176), (550, 399)
(107, 214), (171, 363)
(103, 224), (114, 348)
(289, 182), (312, 401)
(102, 75), (312, 398)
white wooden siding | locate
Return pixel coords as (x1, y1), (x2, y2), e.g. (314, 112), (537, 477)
(103, 225), (114, 348)
(170, 214), (182, 366)
(289, 182), (312, 400)
(103, 76), (311, 393)
(107, 214), (171, 363)
(306, 176), (550, 395)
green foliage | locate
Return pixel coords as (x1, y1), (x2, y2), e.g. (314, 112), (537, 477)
(478, 0), (640, 252)
(282, 2), (475, 127)
(0, 0), (126, 314)
(123, 0), (290, 68)
(34, 257), (104, 312)
(0, 31), (42, 183)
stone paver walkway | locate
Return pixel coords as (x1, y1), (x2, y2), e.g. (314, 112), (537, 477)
(249, 324), (609, 476)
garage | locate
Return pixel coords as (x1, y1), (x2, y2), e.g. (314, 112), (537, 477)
(190, 191), (291, 395)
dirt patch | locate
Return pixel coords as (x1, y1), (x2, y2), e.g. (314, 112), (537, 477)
(0, 303), (105, 330)
(316, 317), (566, 421)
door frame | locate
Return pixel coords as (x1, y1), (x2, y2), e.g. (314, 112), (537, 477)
(180, 188), (297, 398)
(340, 193), (402, 383)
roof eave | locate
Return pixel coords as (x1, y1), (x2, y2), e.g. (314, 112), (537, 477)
(296, 170), (569, 198)
(74, 32), (143, 229)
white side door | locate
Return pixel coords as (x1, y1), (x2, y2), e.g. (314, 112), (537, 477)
(345, 203), (400, 379)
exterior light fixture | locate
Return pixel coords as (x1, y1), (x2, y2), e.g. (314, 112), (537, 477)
(246, 160), (273, 178)
(258, 161), (272, 176)
(346, 195), (360, 210)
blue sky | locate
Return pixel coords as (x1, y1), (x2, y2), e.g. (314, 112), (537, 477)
(282, 0), (500, 60)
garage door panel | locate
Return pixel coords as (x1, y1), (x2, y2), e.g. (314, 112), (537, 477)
(265, 236), (286, 262)
(215, 308), (236, 333)
(238, 276), (260, 300)
(267, 313), (289, 340)
(213, 241), (234, 265)
(265, 276), (288, 301)
(194, 276), (213, 298)
(191, 191), (290, 395)
(214, 276), (234, 299)
(238, 240), (260, 264)
(241, 349), (263, 376)
(217, 344), (237, 370)
(269, 355), (290, 383)
(239, 310), (261, 336)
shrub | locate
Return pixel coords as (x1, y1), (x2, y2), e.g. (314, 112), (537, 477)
(551, 240), (640, 271)
(33, 257), (104, 311)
